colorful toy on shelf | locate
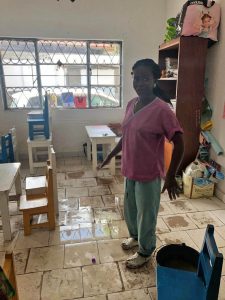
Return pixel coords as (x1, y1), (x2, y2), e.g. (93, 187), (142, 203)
(164, 17), (178, 42)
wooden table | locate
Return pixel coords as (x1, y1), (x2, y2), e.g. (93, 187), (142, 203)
(0, 163), (21, 240)
(85, 125), (116, 176)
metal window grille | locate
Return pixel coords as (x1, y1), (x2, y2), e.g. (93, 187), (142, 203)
(0, 38), (122, 109)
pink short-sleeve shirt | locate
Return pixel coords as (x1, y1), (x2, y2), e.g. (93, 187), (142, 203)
(121, 97), (183, 181)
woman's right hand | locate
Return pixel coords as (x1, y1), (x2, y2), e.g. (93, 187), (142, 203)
(97, 154), (112, 169)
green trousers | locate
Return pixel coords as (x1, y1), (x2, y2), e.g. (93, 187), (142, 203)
(124, 177), (161, 256)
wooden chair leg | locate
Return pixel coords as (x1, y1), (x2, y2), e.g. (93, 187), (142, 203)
(23, 213), (31, 235)
(48, 212), (55, 230)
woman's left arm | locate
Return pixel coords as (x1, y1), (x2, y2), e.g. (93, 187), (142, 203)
(161, 132), (184, 200)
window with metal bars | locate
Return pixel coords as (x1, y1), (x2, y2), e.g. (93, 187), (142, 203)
(0, 38), (122, 109)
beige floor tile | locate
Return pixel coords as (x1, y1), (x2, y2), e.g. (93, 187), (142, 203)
(58, 188), (66, 200)
(66, 186), (89, 197)
(89, 185), (111, 196)
(15, 230), (49, 250)
(156, 217), (170, 234)
(108, 289), (150, 300)
(109, 220), (129, 239)
(57, 172), (66, 187)
(187, 228), (225, 249)
(93, 223), (111, 239)
(94, 207), (122, 223)
(79, 196), (104, 208)
(57, 211), (67, 226)
(163, 214), (197, 231)
(210, 197), (225, 209)
(115, 175), (125, 184)
(62, 207), (94, 226)
(57, 172), (66, 181)
(158, 230), (198, 250)
(66, 177), (97, 188)
(167, 199), (196, 214)
(79, 223), (111, 241)
(188, 197), (224, 211)
(160, 192), (170, 202)
(58, 197), (79, 211)
(64, 157), (83, 165)
(187, 211), (224, 228)
(26, 245), (64, 272)
(66, 169), (85, 179)
(41, 268), (83, 300)
(158, 202), (174, 216)
(10, 215), (24, 233)
(0, 251), (5, 267)
(212, 210), (225, 224)
(8, 200), (21, 216)
(82, 296), (106, 300)
(216, 226), (225, 239)
(118, 261), (155, 290)
(83, 170), (104, 178)
(79, 227), (95, 241)
(148, 286), (157, 300)
(97, 176), (117, 185)
(98, 239), (133, 263)
(13, 248), (29, 274)
(49, 227), (80, 245)
(64, 241), (99, 268)
(83, 263), (122, 297)
(17, 272), (43, 300)
(219, 276), (225, 300)
(102, 195), (117, 207)
(219, 248), (225, 276)
(109, 183), (125, 194)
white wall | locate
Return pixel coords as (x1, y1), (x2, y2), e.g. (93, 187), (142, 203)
(0, 0), (166, 156)
(166, 0), (225, 196)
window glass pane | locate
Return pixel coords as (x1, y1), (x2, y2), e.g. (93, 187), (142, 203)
(6, 87), (40, 108)
(90, 86), (120, 107)
(37, 40), (87, 64)
(0, 39), (122, 109)
(90, 65), (120, 86)
(4, 65), (37, 87)
(44, 87), (88, 109)
(40, 65), (87, 87)
(90, 42), (120, 64)
(0, 40), (36, 65)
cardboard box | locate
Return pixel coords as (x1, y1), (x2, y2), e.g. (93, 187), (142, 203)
(183, 172), (215, 199)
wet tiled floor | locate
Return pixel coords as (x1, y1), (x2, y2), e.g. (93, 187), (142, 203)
(2, 156), (225, 299)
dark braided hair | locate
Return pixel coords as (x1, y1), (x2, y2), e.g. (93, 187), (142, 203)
(132, 58), (172, 105)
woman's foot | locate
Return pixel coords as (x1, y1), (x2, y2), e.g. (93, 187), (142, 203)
(125, 252), (151, 269)
(121, 237), (138, 250)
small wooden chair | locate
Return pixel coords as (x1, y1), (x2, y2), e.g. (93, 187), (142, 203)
(25, 145), (58, 215)
(0, 133), (14, 163)
(20, 165), (55, 235)
(27, 93), (50, 140)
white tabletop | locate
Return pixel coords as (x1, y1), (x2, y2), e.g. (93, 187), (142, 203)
(85, 125), (116, 139)
(0, 163), (21, 192)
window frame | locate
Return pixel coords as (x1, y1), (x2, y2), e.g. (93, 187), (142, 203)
(0, 37), (123, 110)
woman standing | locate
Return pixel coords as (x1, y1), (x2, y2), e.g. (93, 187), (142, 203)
(99, 58), (184, 268)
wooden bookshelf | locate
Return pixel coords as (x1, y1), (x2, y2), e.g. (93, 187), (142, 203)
(158, 36), (208, 172)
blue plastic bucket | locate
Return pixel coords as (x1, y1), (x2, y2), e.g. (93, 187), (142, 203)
(156, 244), (199, 300)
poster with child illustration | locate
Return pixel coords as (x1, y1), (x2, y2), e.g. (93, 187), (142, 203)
(181, 2), (220, 41)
